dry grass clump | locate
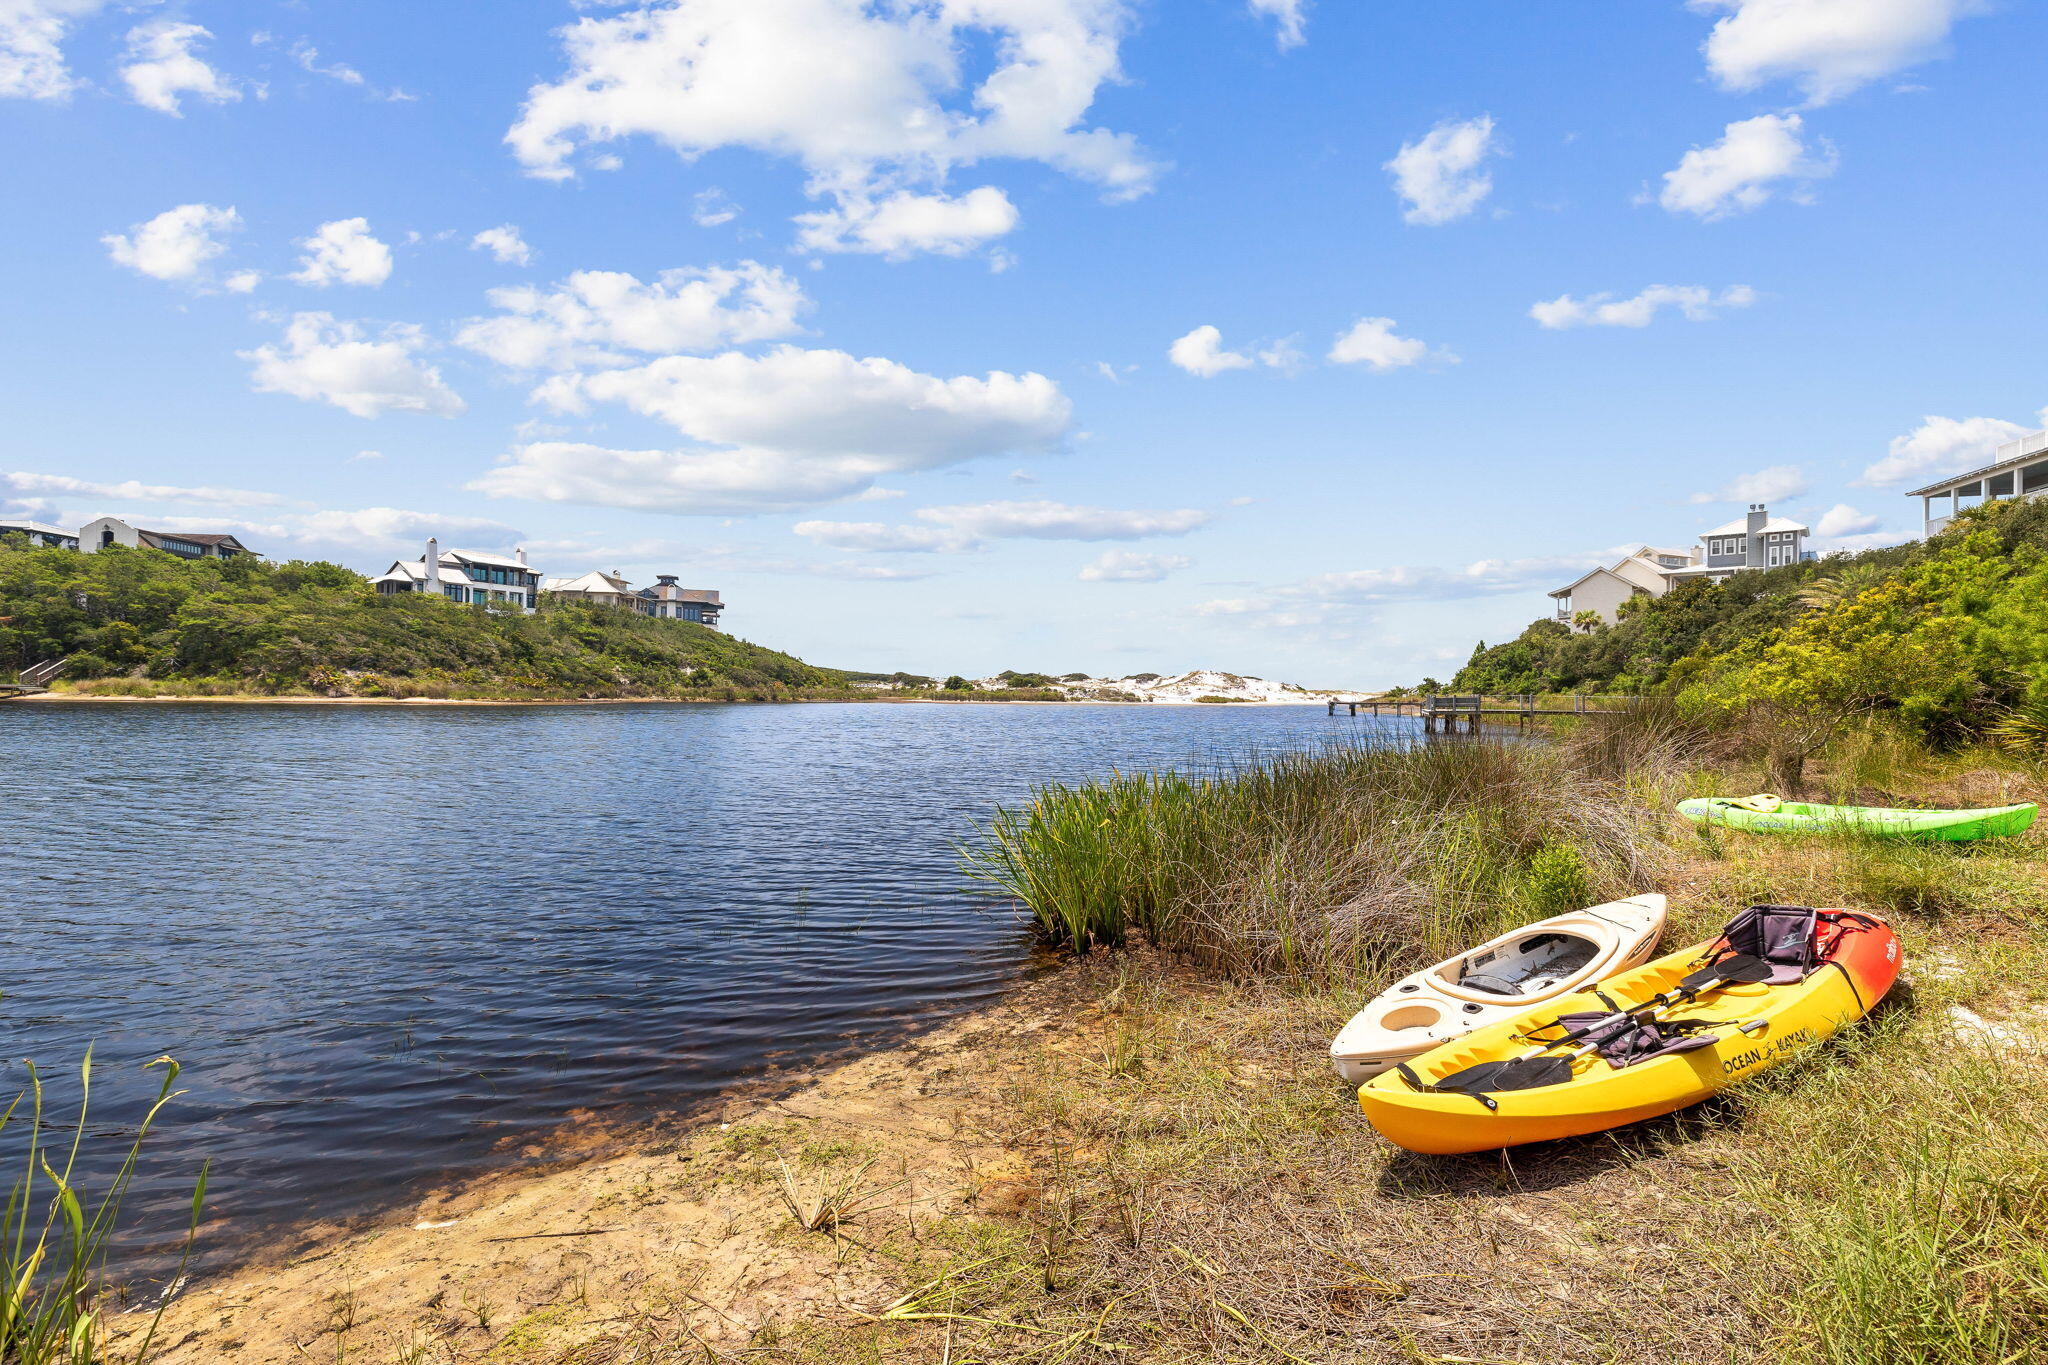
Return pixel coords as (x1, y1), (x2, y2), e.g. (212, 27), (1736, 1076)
(967, 736), (1665, 981)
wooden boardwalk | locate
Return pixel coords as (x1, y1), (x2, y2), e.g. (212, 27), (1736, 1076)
(1327, 693), (1630, 732)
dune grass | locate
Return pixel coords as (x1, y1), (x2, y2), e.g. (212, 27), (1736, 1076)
(966, 737), (1664, 981)
(857, 711), (2048, 1365)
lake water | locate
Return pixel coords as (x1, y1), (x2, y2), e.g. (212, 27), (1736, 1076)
(0, 700), (1410, 1263)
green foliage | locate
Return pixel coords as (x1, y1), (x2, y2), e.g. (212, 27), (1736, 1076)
(0, 543), (833, 697)
(942, 675), (973, 691)
(965, 740), (1655, 979)
(1515, 843), (1592, 917)
(1455, 500), (2048, 751)
(995, 670), (1053, 689)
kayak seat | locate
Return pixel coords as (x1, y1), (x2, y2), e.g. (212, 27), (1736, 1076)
(1455, 933), (1600, 997)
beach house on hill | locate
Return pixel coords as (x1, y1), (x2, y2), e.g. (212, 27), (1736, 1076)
(1906, 425), (2048, 536)
(637, 576), (722, 626)
(539, 569), (640, 610)
(1549, 504), (1813, 626)
(0, 519), (80, 550)
(371, 538), (542, 610)
(79, 515), (253, 559)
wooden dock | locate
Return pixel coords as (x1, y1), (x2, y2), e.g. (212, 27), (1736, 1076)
(1327, 693), (1630, 732)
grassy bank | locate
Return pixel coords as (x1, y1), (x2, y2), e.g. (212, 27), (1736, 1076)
(0, 541), (842, 698)
(792, 717), (2046, 1365)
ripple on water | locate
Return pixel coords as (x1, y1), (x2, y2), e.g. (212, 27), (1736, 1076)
(0, 699), (1407, 1263)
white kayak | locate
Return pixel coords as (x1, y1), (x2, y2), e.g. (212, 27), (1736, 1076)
(1329, 894), (1668, 1085)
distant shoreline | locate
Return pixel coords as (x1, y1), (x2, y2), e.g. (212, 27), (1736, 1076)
(7, 691), (1352, 709)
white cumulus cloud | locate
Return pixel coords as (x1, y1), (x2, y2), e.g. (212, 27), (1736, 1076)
(1691, 464), (1810, 504)
(1198, 551), (1613, 628)
(795, 186), (1019, 259)
(2, 0), (111, 100)
(457, 262), (809, 371)
(471, 225), (534, 266)
(1694, 0), (1981, 105)
(1530, 283), (1757, 329)
(1657, 113), (1835, 219)
(1815, 503), (1881, 538)
(1385, 115), (1498, 226)
(1327, 317), (1451, 371)
(915, 499), (1208, 541)
(1, 470), (288, 508)
(790, 520), (977, 553)
(291, 218), (395, 288)
(102, 203), (242, 284)
(1079, 549), (1190, 581)
(472, 345), (1071, 514)
(242, 312), (466, 419)
(795, 499), (1205, 553)
(505, 0), (1157, 256)
(120, 20), (238, 115)
(1247, 0), (1307, 50)
(1168, 325), (1255, 377)
(1860, 413), (2034, 487)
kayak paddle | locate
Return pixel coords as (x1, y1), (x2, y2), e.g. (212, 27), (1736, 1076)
(1419, 953), (1777, 1097)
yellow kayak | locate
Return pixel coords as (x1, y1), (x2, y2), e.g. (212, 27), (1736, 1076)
(1358, 910), (1901, 1154)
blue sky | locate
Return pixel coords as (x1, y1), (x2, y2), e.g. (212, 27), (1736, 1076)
(4, 0), (2044, 685)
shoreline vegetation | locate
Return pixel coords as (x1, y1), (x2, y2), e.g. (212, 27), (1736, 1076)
(18, 502), (2048, 1362)
(87, 710), (2047, 1365)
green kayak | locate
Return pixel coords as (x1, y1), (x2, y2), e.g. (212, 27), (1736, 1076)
(1678, 796), (2039, 841)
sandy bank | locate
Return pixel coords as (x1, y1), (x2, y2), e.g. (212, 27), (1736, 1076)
(120, 965), (1101, 1364)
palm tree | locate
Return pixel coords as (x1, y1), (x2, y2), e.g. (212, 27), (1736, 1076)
(1792, 562), (1888, 613)
(1571, 609), (1603, 633)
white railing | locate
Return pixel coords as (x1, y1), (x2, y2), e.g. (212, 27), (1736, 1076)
(1993, 429), (2048, 462)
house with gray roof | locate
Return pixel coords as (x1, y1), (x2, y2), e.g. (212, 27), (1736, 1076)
(1549, 504), (1812, 627)
(636, 575), (722, 627)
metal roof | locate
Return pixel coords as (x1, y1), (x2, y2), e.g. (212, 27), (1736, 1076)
(1700, 515), (1808, 536)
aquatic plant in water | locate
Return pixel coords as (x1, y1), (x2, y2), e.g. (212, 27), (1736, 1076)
(0, 1050), (204, 1364)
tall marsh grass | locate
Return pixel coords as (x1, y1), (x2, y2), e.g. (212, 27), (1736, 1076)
(965, 737), (1665, 980)
(1, 1051), (202, 1364)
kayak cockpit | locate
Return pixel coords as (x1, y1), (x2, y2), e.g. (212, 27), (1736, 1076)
(1433, 931), (1601, 998)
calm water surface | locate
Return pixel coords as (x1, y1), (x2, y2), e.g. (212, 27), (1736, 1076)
(0, 700), (1406, 1262)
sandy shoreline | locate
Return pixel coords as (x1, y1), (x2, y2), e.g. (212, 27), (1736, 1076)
(119, 963), (1100, 1363)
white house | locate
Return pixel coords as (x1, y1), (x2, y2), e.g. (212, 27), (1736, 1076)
(78, 515), (254, 559)
(1907, 425), (2048, 536)
(371, 538), (542, 610)
(1550, 505), (1813, 626)
(0, 519), (80, 550)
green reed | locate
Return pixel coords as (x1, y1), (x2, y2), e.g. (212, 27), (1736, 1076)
(964, 738), (1660, 982)
(1, 1051), (205, 1365)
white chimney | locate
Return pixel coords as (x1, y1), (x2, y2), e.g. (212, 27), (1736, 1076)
(424, 536), (442, 596)
(515, 546), (528, 567)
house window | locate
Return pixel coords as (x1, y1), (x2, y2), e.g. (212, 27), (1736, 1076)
(2022, 463), (2048, 494)
(1989, 472), (2016, 496)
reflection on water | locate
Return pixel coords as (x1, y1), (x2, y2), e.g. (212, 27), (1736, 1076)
(0, 699), (1408, 1259)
